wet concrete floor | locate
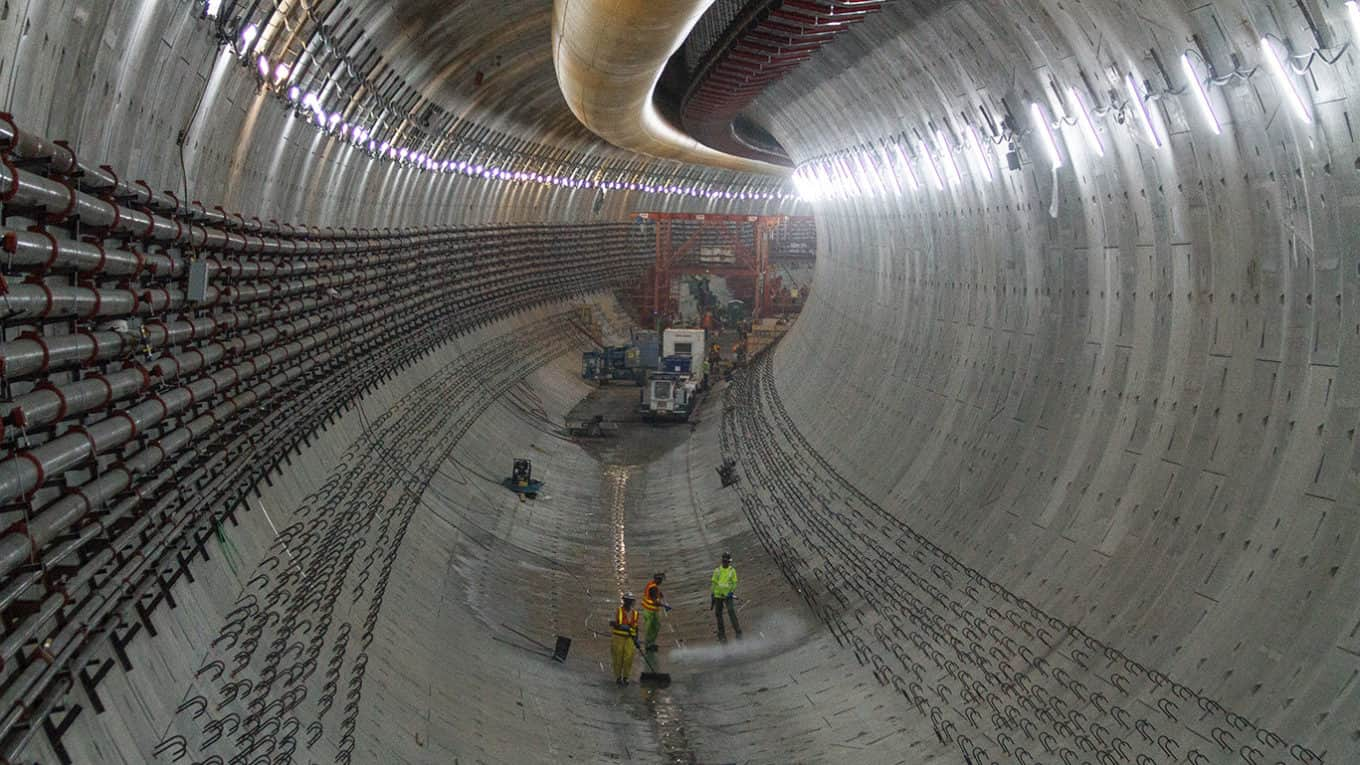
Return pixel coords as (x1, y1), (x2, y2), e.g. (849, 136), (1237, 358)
(565, 382), (702, 763)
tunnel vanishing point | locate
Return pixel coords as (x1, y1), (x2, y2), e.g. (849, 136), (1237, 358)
(0, 0), (1356, 763)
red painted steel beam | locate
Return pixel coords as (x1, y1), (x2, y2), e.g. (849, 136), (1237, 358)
(680, 0), (889, 164)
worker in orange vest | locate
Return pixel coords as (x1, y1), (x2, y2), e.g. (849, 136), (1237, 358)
(610, 592), (640, 686)
(640, 573), (671, 652)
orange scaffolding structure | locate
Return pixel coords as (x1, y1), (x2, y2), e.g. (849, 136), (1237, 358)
(629, 212), (812, 326)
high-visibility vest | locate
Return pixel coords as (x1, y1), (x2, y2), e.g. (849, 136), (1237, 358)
(641, 580), (662, 611)
(612, 606), (638, 637)
(711, 565), (738, 597)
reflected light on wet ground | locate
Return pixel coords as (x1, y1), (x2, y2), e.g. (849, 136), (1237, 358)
(604, 464), (632, 595)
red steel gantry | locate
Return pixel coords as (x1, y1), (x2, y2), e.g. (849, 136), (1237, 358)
(630, 212), (811, 325)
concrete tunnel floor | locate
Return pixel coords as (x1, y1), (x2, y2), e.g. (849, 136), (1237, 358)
(324, 338), (928, 765)
(35, 301), (930, 765)
(51, 297), (1341, 764)
(386, 358), (921, 764)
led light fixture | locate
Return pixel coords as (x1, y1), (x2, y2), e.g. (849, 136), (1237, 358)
(967, 125), (993, 182)
(1124, 74), (1163, 147)
(876, 145), (905, 196)
(935, 130), (961, 184)
(1030, 102), (1062, 168)
(890, 143), (920, 191)
(1259, 37), (1312, 125)
(1067, 87), (1104, 157)
(918, 140), (944, 191)
(1180, 54), (1220, 135)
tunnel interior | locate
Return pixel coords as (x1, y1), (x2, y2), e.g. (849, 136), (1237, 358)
(0, 1), (1358, 763)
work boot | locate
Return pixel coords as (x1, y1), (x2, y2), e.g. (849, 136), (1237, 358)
(735, 630), (743, 640)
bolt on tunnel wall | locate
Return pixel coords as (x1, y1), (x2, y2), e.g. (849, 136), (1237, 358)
(0, 0), (1358, 762)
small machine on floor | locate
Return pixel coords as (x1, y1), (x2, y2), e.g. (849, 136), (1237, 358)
(503, 458), (543, 498)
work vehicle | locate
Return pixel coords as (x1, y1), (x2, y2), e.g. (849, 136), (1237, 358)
(582, 345), (645, 385)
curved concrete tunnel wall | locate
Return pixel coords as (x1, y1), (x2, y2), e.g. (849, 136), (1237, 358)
(0, 4), (793, 227)
(2, 0), (1359, 763)
(746, 0), (1360, 760)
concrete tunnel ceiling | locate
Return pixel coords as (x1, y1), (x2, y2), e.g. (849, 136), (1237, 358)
(0, 0), (1356, 762)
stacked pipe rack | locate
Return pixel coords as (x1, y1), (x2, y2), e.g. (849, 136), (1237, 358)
(0, 114), (648, 762)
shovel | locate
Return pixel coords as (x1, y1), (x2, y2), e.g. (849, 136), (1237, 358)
(633, 637), (671, 688)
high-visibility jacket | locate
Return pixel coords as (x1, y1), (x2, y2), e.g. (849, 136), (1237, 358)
(641, 580), (663, 612)
(612, 606), (639, 637)
(711, 565), (738, 598)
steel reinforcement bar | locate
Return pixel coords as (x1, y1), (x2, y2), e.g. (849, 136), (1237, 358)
(0, 113), (648, 762)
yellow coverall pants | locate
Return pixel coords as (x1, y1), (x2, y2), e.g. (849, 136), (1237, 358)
(611, 634), (635, 681)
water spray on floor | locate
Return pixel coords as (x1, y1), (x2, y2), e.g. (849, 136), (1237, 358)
(667, 610), (812, 667)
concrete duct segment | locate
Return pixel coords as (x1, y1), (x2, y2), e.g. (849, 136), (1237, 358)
(551, 0), (790, 175)
(0, 0), (1356, 763)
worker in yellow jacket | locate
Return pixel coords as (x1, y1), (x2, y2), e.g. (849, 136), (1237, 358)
(711, 552), (741, 641)
(610, 592), (640, 685)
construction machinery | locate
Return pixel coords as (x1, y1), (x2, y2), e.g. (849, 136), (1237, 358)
(565, 415), (619, 438)
(582, 345), (643, 384)
(503, 459), (544, 498)
(580, 329), (662, 385)
(640, 372), (701, 422)
(630, 329), (661, 369)
(662, 328), (707, 386)
(640, 328), (707, 421)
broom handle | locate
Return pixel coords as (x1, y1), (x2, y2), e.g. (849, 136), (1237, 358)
(632, 637), (662, 673)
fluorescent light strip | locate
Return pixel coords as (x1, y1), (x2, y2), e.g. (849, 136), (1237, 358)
(865, 150), (892, 196)
(876, 145), (905, 196)
(1349, 2), (1360, 46)
(918, 140), (945, 191)
(968, 125), (993, 182)
(852, 152), (881, 196)
(818, 159), (838, 198)
(1180, 53), (1220, 135)
(1124, 74), (1163, 147)
(837, 156), (865, 197)
(1030, 102), (1063, 168)
(891, 143), (920, 191)
(935, 130), (962, 184)
(806, 167), (826, 201)
(1260, 37), (1312, 125)
(1067, 87), (1104, 157)
(813, 162), (838, 200)
(792, 168), (814, 201)
(827, 158), (849, 198)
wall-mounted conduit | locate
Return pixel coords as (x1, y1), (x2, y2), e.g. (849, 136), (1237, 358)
(0, 114), (648, 763)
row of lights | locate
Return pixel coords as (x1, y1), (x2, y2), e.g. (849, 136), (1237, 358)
(210, 7), (793, 202)
(792, 8), (1356, 201)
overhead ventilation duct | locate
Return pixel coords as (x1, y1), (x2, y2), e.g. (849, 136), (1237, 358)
(551, 0), (788, 176)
